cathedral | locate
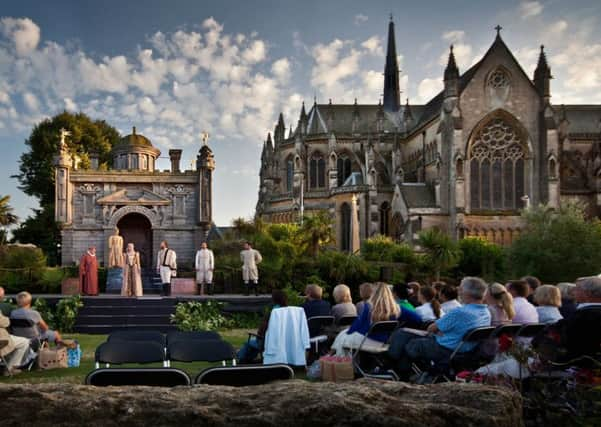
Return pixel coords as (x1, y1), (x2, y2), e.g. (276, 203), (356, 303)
(54, 127), (215, 269)
(256, 19), (601, 250)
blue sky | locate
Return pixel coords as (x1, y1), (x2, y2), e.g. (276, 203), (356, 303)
(1, 0), (600, 227)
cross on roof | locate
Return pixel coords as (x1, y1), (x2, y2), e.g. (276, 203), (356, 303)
(495, 25), (503, 36)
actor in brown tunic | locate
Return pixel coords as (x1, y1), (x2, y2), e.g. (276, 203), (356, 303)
(121, 243), (143, 297)
(79, 246), (99, 296)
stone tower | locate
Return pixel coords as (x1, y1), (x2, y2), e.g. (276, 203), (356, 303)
(197, 143), (215, 238)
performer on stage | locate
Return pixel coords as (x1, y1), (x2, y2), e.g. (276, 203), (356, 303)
(157, 241), (177, 296)
(108, 227), (124, 268)
(240, 241), (262, 296)
(121, 243), (143, 297)
(79, 246), (98, 296)
(195, 242), (214, 295)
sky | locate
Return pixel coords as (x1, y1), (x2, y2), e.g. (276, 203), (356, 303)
(0, 0), (600, 227)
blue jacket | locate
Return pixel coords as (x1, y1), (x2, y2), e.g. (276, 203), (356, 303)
(346, 303), (422, 342)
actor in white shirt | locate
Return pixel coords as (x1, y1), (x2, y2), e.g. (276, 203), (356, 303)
(195, 242), (215, 295)
(156, 240), (177, 296)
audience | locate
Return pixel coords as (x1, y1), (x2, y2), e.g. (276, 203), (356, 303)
(415, 286), (444, 322)
(301, 284), (331, 320)
(331, 282), (401, 356)
(439, 285), (462, 314)
(534, 285), (564, 324)
(407, 282), (421, 307)
(432, 281), (445, 297)
(522, 275), (541, 305)
(392, 283), (418, 312)
(388, 277), (491, 378)
(485, 282), (515, 326)
(355, 283), (373, 316)
(507, 280), (539, 324)
(1, 312), (31, 376)
(237, 289), (288, 363)
(557, 282), (578, 319)
(0, 286), (13, 317)
(10, 291), (62, 344)
(330, 284), (357, 323)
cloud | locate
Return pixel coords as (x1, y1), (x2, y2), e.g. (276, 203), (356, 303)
(354, 14), (368, 26)
(0, 17), (40, 56)
(22, 92), (39, 112)
(442, 30), (465, 43)
(519, 1), (543, 19)
(361, 36), (384, 56)
(417, 78), (442, 103)
(271, 58), (291, 83)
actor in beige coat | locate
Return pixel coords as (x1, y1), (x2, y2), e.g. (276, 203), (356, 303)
(240, 242), (262, 295)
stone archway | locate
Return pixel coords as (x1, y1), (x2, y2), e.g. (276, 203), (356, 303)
(117, 213), (153, 271)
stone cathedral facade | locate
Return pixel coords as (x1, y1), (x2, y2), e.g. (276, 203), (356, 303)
(54, 127), (215, 268)
(256, 19), (601, 250)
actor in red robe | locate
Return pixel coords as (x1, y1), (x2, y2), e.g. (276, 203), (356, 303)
(79, 246), (99, 296)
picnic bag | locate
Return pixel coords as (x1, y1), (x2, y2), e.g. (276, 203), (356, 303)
(37, 343), (68, 370)
(319, 355), (354, 382)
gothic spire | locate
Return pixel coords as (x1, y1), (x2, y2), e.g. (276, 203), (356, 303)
(266, 132), (273, 151)
(444, 45), (459, 81)
(383, 16), (401, 112)
(534, 45), (552, 100)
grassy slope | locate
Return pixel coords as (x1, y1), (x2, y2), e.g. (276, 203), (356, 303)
(0, 329), (252, 385)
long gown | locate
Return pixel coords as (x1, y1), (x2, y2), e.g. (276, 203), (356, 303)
(79, 252), (99, 295)
(121, 251), (143, 297)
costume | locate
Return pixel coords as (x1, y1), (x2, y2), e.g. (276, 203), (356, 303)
(78, 250), (98, 296)
(0, 313), (31, 370)
(240, 248), (262, 295)
(108, 233), (124, 268)
(156, 247), (177, 296)
(195, 248), (215, 294)
(121, 251), (143, 297)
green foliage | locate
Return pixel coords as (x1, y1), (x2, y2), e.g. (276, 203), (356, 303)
(299, 211), (335, 257)
(457, 237), (507, 282)
(0, 195), (18, 231)
(32, 298), (54, 327)
(362, 235), (415, 264)
(226, 312), (262, 329)
(170, 301), (231, 331)
(0, 244), (47, 289)
(418, 228), (461, 281)
(318, 251), (371, 287)
(54, 295), (84, 332)
(509, 203), (601, 282)
(281, 285), (305, 307)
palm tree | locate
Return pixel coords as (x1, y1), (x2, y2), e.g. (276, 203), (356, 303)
(300, 211), (334, 257)
(417, 228), (460, 281)
(0, 195), (18, 245)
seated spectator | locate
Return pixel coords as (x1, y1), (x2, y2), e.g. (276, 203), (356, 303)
(407, 282), (421, 307)
(388, 277), (491, 378)
(301, 284), (331, 320)
(439, 285), (462, 314)
(355, 283), (373, 315)
(557, 282), (577, 319)
(10, 292), (63, 344)
(432, 281), (445, 297)
(237, 289), (288, 363)
(331, 284), (357, 323)
(485, 282), (515, 326)
(1, 312), (31, 376)
(0, 286), (13, 317)
(534, 285), (563, 324)
(521, 275), (541, 305)
(415, 287), (444, 322)
(507, 280), (539, 324)
(331, 282), (401, 356)
(392, 283), (417, 312)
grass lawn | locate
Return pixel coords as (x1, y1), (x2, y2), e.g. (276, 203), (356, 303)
(0, 329), (253, 385)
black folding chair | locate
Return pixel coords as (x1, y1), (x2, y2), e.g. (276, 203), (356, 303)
(8, 317), (44, 350)
(168, 339), (236, 366)
(95, 341), (167, 368)
(491, 324), (522, 338)
(107, 331), (167, 347)
(307, 316), (335, 353)
(517, 323), (547, 338)
(85, 368), (191, 387)
(195, 364), (294, 386)
(166, 330), (221, 344)
(344, 320), (400, 381)
(336, 315), (357, 327)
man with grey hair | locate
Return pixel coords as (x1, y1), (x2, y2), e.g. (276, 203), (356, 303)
(574, 276), (601, 309)
(388, 277), (491, 378)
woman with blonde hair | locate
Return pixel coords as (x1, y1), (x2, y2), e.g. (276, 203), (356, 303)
(534, 285), (563, 324)
(485, 283), (515, 326)
(330, 282), (400, 356)
(331, 284), (357, 322)
(355, 283), (373, 315)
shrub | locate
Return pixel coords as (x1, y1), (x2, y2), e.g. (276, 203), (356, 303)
(170, 300), (231, 331)
(0, 244), (47, 291)
(457, 237), (507, 282)
(417, 228), (461, 281)
(54, 295), (84, 332)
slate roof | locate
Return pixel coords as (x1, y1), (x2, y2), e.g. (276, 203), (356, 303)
(562, 105), (601, 135)
(400, 183), (436, 208)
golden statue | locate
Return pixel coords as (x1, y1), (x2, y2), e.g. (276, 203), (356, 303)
(108, 227), (124, 268)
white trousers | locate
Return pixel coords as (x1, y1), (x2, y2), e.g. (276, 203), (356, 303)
(6, 335), (30, 369)
(159, 266), (172, 284)
(196, 269), (213, 284)
(242, 266), (258, 282)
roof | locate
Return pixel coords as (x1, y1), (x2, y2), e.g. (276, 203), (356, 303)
(562, 105), (601, 134)
(304, 103), (402, 135)
(400, 183), (436, 208)
(115, 127), (153, 148)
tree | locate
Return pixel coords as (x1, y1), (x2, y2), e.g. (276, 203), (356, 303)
(456, 237), (507, 282)
(509, 203), (601, 282)
(12, 112), (120, 262)
(0, 195), (18, 245)
(417, 228), (460, 281)
(299, 211), (335, 258)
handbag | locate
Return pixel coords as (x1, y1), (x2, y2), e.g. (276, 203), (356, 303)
(319, 355), (355, 382)
(37, 342), (68, 370)
(62, 339), (82, 368)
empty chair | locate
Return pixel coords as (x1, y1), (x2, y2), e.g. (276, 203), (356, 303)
(336, 315), (357, 327)
(346, 320), (400, 380)
(86, 368), (191, 387)
(107, 331), (166, 347)
(168, 339), (235, 365)
(263, 307), (310, 366)
(95, 341), (166, 368)
(195, 364), (294, 386)
(166, 330), (221, 344)
(307, 316), (335, 353)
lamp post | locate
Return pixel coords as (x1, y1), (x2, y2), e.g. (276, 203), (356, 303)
(56, 242), (62, 267)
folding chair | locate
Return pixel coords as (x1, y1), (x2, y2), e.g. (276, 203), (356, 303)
(168, 339), (236, 366)
(166, 330), (221, 344)
(195, 364), (294, 386)
(107, 331), (167, 347)
(517, 323), (547, 339)
(307, 316), (334, 353)
(336, 315), (357, 327)
(8, 317), (44, 351)
(491, 324), (522, 338)
(85, 368), (191, 387)
(344, 320), (400, 381)
(95, 341), (167, 369)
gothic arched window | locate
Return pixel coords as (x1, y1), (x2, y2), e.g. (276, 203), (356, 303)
(286, 158), (294, 192)
(337, 156), (352, 186)
(379, 202), (391, 236)
(469, 116), (527, 210)
(487, 68), (510, 89)
(309, 155), (326, 189)
(340, 202), (351, 252)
